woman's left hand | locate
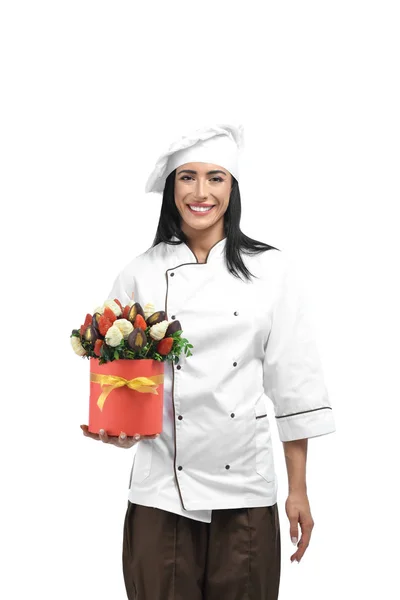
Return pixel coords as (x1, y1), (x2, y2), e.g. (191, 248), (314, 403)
(285, 491), (314, 563)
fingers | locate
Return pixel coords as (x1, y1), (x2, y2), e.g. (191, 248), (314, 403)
(80, 424), (117, 444)
(111, 432), (159, 447)
(290, 518), (314, 563)
(99, 429), (128, 446)
(80, 424), (101, 441)
(118, 432), (141, 447)
(99, 429), (110, 443)
(80, 425), (160, 446)
(290, 520), (299, 547)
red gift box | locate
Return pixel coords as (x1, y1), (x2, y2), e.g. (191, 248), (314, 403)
(88, 358), (164, 436)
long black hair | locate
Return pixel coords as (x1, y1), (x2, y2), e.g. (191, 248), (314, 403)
(150, 169), (280, 282)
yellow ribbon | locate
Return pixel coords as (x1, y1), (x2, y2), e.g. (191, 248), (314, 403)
(90, 372), (164, 411)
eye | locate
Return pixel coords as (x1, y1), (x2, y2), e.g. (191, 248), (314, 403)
(179, 175), (224, 182)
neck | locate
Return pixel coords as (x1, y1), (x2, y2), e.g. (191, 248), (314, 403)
(181, 224), (226, 260)
(181, 219), (226, 248)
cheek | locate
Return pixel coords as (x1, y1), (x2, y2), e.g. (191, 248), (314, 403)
(174, 188), (185, 207)
(217, 197), (230, 213)
(174, 183), (188, 201)
(217, 188), (231, 207)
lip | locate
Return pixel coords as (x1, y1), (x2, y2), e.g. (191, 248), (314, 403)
(187, 204), (215, 208)
(187, 204), (216, 216)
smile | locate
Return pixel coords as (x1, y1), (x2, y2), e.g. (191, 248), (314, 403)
(188, 205), (215, 214)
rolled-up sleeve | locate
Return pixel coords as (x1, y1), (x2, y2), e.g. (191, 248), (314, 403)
(263, 252), (336, 442)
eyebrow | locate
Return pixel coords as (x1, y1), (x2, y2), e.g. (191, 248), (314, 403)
(177, 169), (227, 176)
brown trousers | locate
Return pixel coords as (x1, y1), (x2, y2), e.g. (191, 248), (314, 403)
(122, 501), (281, 600)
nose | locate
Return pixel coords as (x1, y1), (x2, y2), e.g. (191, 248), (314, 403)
(194, 178), (207, 199)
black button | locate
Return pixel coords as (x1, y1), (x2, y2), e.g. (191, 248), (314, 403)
(230, 413), (235, 418)
(234, 311), (238, 316)
(170, 272), (175, 277)
(176, 365), (181, 370)
(233, 362), (237, 367)
(225, 465), (230, 470)
(171, 315), (175, 320)
(178, 415), (183, 420)
(178, 466), (183, 471)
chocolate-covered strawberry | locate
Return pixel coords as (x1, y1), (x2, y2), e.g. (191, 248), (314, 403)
(147, 311), (167, 327)
(84, 324), (99, 344)
(127, 327), (148, 352)
(165, 320), (182, 337)
(92, 312), (102, 327)
(127, 302), (145, 324)
(91, 313), (103, 338)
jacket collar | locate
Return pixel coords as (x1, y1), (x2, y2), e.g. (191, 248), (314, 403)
(168, 235), (226, 264)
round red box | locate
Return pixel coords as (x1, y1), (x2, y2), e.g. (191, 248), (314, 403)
(88, 358), (165, 437)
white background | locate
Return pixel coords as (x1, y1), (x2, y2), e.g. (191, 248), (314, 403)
(1, 1), (399, 598)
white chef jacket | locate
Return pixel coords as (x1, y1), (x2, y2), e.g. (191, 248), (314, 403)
(107, 235), (336, 523)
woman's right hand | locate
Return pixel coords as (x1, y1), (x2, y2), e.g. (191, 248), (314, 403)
(80, 424), (159, 448)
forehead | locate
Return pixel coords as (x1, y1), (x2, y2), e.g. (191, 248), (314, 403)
(176, 162), (229, 174)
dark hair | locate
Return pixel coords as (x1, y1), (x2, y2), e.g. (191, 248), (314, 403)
(150, 169), (281, 282)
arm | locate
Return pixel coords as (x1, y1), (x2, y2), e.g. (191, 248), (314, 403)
(283, 438), (307, 495)
(263, 252), (334, 563)
(282, 437), (314, 564)
(263, 251), (335, 441)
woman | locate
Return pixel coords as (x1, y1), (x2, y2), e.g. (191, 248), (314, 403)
(80, 123), (336, 600)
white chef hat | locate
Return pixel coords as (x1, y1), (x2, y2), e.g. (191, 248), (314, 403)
(144, 123), (245, 194)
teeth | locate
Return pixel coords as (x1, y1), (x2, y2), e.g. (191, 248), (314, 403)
(189, 205), (213, 212)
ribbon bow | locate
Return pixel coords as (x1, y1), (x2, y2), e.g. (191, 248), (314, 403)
(90, 372), (164, 411)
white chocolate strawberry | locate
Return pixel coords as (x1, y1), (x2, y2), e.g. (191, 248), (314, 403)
(114, 318), (134, 339)
(103, 299), (122, 317)
(71, 335), (86, 356)
(105, 324), (123, 347)
(143, 302), (156, 320)
(149, 320), (169, 341)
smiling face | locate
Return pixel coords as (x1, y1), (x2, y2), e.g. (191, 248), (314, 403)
(174, 162), (232, 236)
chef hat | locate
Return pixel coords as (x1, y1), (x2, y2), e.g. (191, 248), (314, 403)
(144, 123), (245, 194)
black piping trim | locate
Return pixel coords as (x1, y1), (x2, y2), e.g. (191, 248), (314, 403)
(275, 406), (332, 419)
(168, 236), (227, 265)
(183, 241), (198, 263)
(165, 270), (187, 510)
(255, 413), (267, 419)
(163, 238), (226, 510)
(161, 236), (232, 511)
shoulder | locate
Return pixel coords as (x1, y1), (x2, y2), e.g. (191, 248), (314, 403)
(259, 246), (301, 276)
(248, 247), (308, 305)
(247, 246), (291, 280)
(115, 242), (168, 277)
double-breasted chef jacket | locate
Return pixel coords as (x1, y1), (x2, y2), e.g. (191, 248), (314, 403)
(107, 235), (336, 523)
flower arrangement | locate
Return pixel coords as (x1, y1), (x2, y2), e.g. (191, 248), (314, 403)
(70, 297), (193, 365)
